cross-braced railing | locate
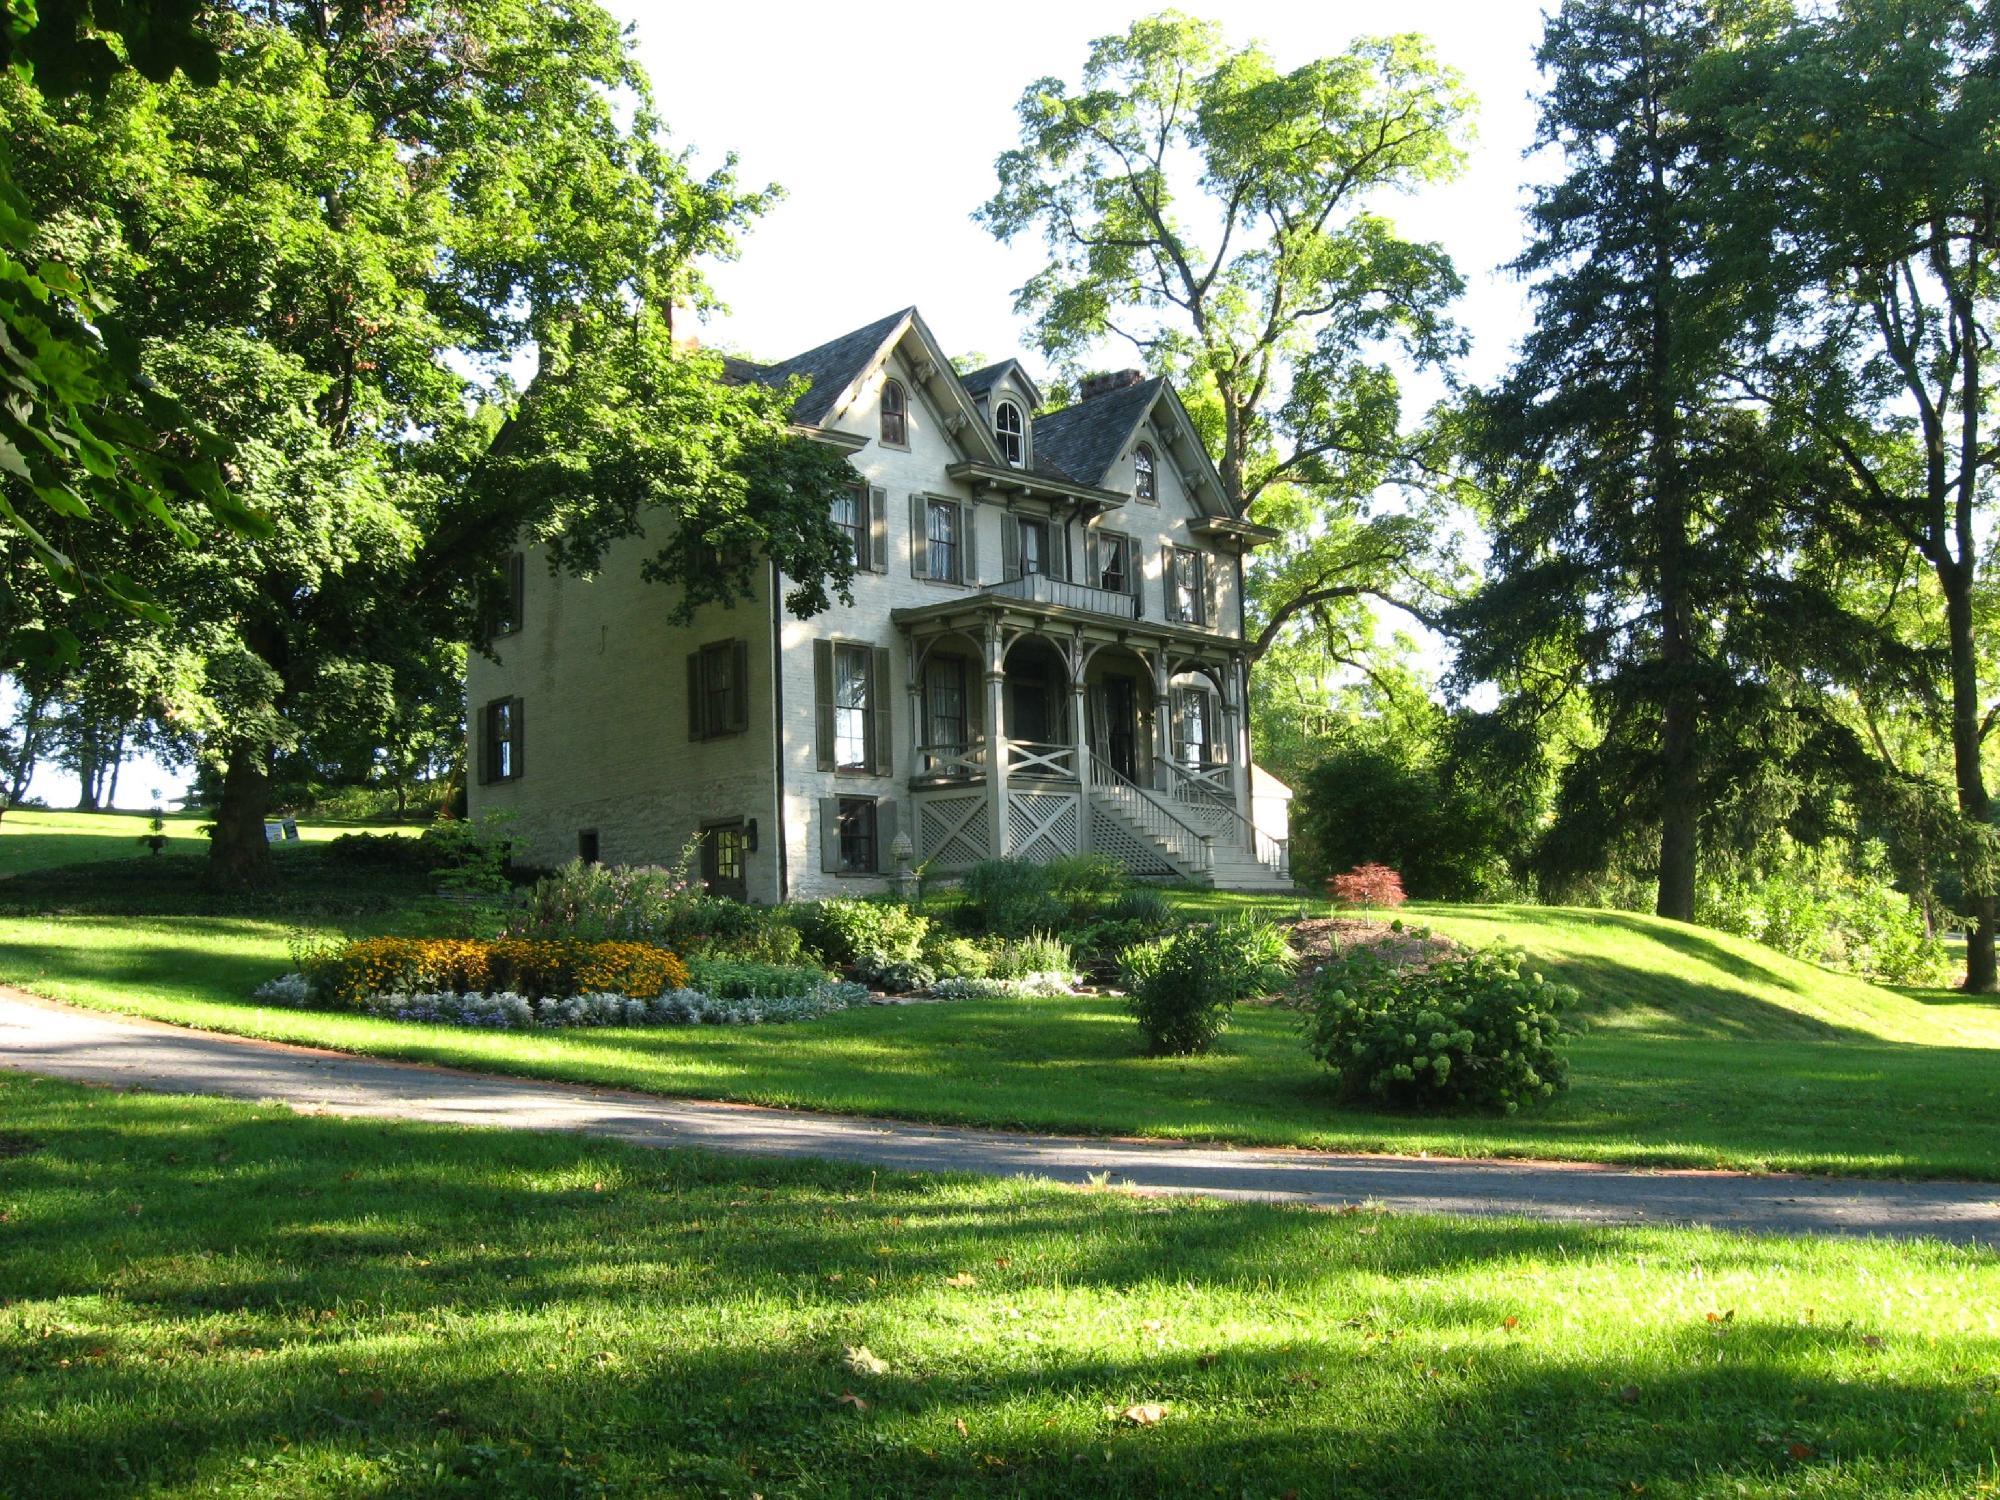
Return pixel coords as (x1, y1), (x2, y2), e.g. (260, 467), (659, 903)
(1088, 750), (1210, 873)
(1154, 756), (1289, 878)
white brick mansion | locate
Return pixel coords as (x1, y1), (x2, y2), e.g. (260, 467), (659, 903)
(467, 307), (1293, 900)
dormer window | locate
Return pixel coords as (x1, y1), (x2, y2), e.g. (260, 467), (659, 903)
(1134, 443), (1157, 503)
(995, 400), (1025, 466)
(881, 379), (908, 446)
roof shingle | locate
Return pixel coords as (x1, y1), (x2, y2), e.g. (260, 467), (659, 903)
(1028, 377), (1164, 487)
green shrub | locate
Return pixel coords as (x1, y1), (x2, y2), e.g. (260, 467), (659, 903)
(789, 898), (931, 969)
(1301, 945), (1572, 1114)
(983, 930), (1076, 982)
(1107, 886), (1172, 929)
(863, 957), (936, 994)
(420, 813), (518, 896)
(961, 860), (1071, 937)
(1114, 935), (1169, 993)
(684, 919), (806, 967)
(921, 932), (991, 980)
(1044, 852), (1126, 909)
(325, 832), (439, 873)
(684, 957), (832, 1000)
(1210, 916), (1297, 997)
(1125, 924), (1240, 1056)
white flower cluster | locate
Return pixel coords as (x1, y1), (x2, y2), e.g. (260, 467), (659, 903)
(344, 980), (872, 1031)
(927, 971), (1078, 1001)
(252, 972), (315, 1007)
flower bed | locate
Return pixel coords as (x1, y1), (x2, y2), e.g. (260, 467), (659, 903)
(313, 936), (690, 1008)
(254, 975), (869, 1029)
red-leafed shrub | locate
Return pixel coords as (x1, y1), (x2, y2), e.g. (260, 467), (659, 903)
(1328, 863), (1407, 910)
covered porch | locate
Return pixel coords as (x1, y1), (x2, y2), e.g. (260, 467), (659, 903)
(891, 588), (1289, 887)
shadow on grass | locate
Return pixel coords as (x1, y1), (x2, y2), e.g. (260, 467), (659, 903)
(2, 1080), (1994, 1498)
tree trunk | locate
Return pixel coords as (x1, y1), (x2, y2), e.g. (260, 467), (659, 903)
(74, 728), (100, 812)
(1655, 685), (1699, 921)
(208, 744), (276, 883)
(103, 731), (124, 809)
(1942, 565), (1997, 991)
(8, 689), (46, 804)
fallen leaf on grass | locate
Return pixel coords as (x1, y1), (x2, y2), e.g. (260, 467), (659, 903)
(1788, 1442), (1815, 1460)
(954, 1417), (969, 1437)
(1118, 1402), (1167, 1426)
(843, 1345), (889, 1378)
(1860, 1335), (1885, 1350)
(836, 1391), (869, 1411)
(943, 1272), (977, 1288)
(1617, 1385), (1641, 1404)
(1502, 1315), (1518, 1330)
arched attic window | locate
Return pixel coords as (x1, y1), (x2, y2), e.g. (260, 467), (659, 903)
(881, 379), (908, 446)
(995, 400), (1025, 466)
(1134, 443), (1157, 503)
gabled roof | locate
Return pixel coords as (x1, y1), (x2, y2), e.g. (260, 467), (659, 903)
(1029, 377), (1166, 490)
(746, 307), (914, 427)
(957, 358), (1043, 411)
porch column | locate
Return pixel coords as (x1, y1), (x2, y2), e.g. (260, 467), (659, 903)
(986, 625), (1010, 858)
(1071, 679), (1092, 855)
(906, 644), (926, 778)
(1151, 651), (1172, 787)
(1225, 654), (1252, 827)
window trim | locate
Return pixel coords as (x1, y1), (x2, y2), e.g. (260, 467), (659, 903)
(1134, 444), (1158, 504)
(926, 496), (962, 583)
(994, 400), (1026, 467)
(835, 796), (878, 876)
(488, 552), (526, 639)
(481, 696), (522, 783)
(831, 640), (873, 772)
(1093, 529), (1132, 595)
(832, 484), (865, 568)
(880, 378), (909, 448)
(1167, 544), (1208, 627)
(688, 639), (749, 741)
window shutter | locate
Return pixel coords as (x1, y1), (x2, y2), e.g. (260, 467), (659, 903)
(875, 800), (898, 874)
(909, 494), (930, 578)
(1000, 513), (1020, 582)
(870, 646), (894, 775)
(819, 797), (841, 873)
(1048, 524), (1067, 582)
(477, 704), (492, 784)
(1161, 545), (1176, 620)
(1085, 530), (1100, 585)
(511, 697), (524, 777)
(960, 502), (978, 583)
(729, 640), (750, 733)
(1169, 689), (1187, 762)
(867, 486), (888, 574)
(687, 652), (705, 741)
(507, 552), (525, 629)
(965, 658), (984, 739)
(813, 639), (835, 771)
(1202, 552), (1218, 627)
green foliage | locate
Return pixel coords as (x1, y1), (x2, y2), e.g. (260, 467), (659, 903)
(1118, 918), (1293, 1005)
(1124, 923), (1242, 1056)
(979, 14), (1474, 676)
(790, 898), (931, 971)
(961, 859), (1072, 937)
(1296, 737), (1522, 900)
(1303, 946), (1572, 1114)
(919, 932), (991, 981)
(683, 957), (832, 1001)
(1696, 844), (1952, 986)
(982, 931), (1076, 983)
(418, 815), (516, 898)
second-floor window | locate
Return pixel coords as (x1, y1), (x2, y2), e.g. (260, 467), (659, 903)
(1019, 517), (1048, 576)
(1094, 532), (1130, 594)
(995, 400), (1025, 466)
(481, 697), (522, 782)
(1134, 444), (1157, 503)
(687, 639), (749, 739)
(927, 498), (960, 581)
(881, 379), (907, 446)
(832, 486), (864, 567)
(1167, 545), (1207, 626)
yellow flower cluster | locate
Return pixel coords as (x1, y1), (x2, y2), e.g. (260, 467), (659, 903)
(322, 937), (688, 1007)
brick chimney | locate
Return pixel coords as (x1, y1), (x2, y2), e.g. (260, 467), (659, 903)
(1079, 368), (1145, 401)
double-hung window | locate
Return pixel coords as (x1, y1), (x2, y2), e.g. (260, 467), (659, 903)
(833, 643), (871, 770)
(481, 697), (522, 782)
(927, 498), (960, 581)
(995, 401), (1025, 466)
(836, 797), (877, 874)
(1168, 545), (1207, 626)
(1096, 532), (1129, 594)
(924, 656), (969, 763)
(687, 640), (748, 740)
(832, 486), (864, 567)
(1019, 517), (1048, 576)
(1174, 688), (1214, 770)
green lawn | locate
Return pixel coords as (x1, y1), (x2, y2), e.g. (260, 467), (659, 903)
(5, 896), (2000, 1178)
(2, 1073), (1994, 1499)
(0, 807), (400, 879)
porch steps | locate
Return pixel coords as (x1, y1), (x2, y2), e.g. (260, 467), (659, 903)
(1203, 858), (1297, 894)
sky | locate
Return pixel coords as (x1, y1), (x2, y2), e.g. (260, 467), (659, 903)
(27, 0), (1554, 811)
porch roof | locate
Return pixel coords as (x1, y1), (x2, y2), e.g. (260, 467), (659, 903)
(890, 585), (1244, 659)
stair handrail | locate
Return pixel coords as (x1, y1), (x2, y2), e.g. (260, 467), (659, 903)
(1152, 756), (1290, 879)
(1087, 750), (1212, 873)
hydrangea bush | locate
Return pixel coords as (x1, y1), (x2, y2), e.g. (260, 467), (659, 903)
(1301, 945), (1573, 1114)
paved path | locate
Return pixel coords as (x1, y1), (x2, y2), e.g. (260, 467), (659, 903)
(3, 990), (1996, 1245)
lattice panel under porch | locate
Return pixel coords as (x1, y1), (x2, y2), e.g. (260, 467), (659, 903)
(1007, 790), (1080, 862)
(1087, 811), (1176, 876)
(916, 793), (988, 870)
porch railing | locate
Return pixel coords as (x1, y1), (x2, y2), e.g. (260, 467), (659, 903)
(984, 572), (1141, 620)
(1154, 756), (1290, 878)
(916, 742), (985, 779)
(1088, 750), (1211, 874)
(1007, 741), (1075, 778)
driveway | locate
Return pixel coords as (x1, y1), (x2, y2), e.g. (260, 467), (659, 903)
(3, 989), (1995, 1245)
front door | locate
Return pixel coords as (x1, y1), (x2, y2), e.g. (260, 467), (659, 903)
(1092, 675), (1139, 782)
